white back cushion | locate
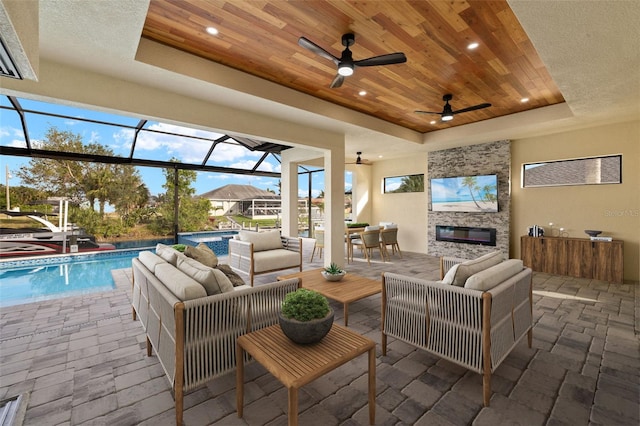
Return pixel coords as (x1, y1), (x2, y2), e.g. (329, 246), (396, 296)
(155, 243), (185, 266)
(451, 251), (503, 286)
(176, 256), (233, 295)
(465, 259), (524, 291)
(155, 263), (207, 301)
(139, 251), (166, 273)
(239, 229), (283, 252)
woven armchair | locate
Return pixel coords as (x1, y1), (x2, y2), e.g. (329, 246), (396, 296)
(381, 268), (532, 406)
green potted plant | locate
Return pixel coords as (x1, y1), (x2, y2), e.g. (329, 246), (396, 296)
(279, 289), (334, 344)
(321, 262), (346, 282)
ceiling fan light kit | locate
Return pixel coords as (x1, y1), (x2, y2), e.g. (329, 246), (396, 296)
(338, 64), (354, 76)
(415, 94), (491, 122)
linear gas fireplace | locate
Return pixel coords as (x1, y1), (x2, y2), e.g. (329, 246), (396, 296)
(436, 225), (497, 246)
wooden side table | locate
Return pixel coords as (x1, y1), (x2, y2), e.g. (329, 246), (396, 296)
(237, 324), (376, 425)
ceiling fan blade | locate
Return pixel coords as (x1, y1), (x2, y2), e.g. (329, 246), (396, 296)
(330, 74), (344, 88)
(452, 103), (492, 114)
(415, 110), (442, 115)
(298, 37), (339, 64)
(354, 53), (407, 67)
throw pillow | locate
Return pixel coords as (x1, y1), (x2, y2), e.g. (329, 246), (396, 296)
(185, 243), (218, 268)
(239, 229), (283, 252)
(156, 243), (183, 266)
(440, 264), (459, 285)
(451, 251), (503, 286)
(215, 264), (246, 287)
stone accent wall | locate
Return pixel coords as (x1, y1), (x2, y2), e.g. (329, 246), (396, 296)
(428, 140), (510, 259)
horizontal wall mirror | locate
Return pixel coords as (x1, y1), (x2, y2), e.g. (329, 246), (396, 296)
(523, 154), (622, 187)
(383, 174), (424, 193)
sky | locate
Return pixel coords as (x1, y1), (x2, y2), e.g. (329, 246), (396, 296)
(0, 96), (352, 201)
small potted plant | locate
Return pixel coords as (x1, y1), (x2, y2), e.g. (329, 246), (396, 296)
(321, 262), (346, 282)
(279, 289), (334, 344)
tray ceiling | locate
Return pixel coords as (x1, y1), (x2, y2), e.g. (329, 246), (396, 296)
(142, 0), (565, 133)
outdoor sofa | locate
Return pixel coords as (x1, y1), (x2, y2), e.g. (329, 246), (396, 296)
(131, 243), (300, 425)
(381, 251), (533, 406)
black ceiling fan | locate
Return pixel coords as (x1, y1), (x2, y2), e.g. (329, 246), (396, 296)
(415, 94), (491, 122)
(346, 152), (371, 166)
(298, 33), (407, 88)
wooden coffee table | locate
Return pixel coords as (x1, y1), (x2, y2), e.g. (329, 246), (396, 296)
(278, 268), (381, 326)
(236, 324), (376, 426)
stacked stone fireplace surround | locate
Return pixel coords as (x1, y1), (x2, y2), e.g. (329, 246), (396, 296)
(428, 140), (511, 259)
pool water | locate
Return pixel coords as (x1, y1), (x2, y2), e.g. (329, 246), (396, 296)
(0, 251), (140, 308)
(0, 230), (238, 308)
(111, 237), (174, 249)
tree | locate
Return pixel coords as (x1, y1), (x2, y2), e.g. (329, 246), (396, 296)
(0, 184), (51, 210)
(461, 176), (482, 209)
(152, 163), (211, 233)
(395, 174), (424, 193)
(15, 127), (142, 217)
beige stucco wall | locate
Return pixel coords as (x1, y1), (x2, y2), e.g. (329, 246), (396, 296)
(369, 153), (429, 254)
(511, 120), (640, 282)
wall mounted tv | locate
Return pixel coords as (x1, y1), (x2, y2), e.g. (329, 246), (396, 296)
(430, 174), (498, 212)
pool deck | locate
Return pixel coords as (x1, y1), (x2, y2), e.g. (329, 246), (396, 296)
(0, 239), (638, 425)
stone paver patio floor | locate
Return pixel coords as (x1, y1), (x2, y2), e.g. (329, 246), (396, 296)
(1, 240), (638, 425)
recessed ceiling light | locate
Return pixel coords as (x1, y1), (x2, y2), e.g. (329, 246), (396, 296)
(206, 27), (219, 36)
(467, 42), (479, 50)
(378, 155), (383, 158)
(359, 90), (367, 96)
(430, 120), (437, 125)
(521, 97), (529, 103)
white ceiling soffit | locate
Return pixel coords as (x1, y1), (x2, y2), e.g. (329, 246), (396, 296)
(508, 0), (640, 122)
(0, 0), (38, 80)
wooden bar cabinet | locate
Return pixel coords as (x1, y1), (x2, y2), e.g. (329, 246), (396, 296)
(521, 236), (624, 283)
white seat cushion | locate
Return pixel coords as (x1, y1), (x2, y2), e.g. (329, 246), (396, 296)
(253, 249), (300, 273)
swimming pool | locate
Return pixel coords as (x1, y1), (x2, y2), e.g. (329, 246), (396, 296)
(0, 250), (141, 308)
(0, 230), (238, 307)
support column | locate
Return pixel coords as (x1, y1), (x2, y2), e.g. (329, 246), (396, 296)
(323, 148), (345, 268)
(280, 158), (298, 237)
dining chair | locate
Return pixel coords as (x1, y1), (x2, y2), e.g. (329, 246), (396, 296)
(310, 228), (324, 262)
(380, 226), (401, 260)
(350, 227), (385, 265)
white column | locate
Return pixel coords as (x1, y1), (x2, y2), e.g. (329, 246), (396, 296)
(323, 148), (345, 268)
(280, 157), (298, 237)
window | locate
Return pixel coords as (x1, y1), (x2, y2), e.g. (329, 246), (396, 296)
(383, 174), (424, 193)
(523, 155), (622, 187)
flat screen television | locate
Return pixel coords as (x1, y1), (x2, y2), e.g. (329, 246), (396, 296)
(430, 174), (498, 212)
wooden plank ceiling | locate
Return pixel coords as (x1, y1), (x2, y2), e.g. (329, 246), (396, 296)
(142, 0), (564, 133)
